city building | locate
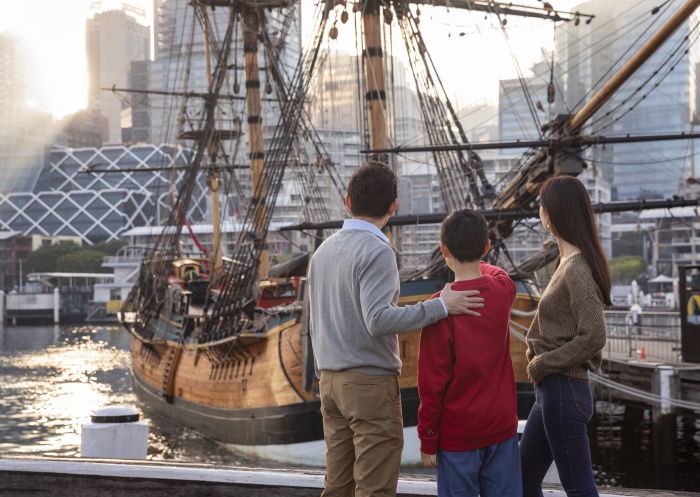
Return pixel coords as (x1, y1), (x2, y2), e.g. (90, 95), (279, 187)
(457, 102), (499, 144)
(121, 221), (301, 261)
(261, 127), (361, 230)
(555, 1), (700, 199)
(498, 59), (554, 155)
(55, 110), (107, 149)
(497, 55), (614, 259)
(0, 144), (208, 245)
(0, 33), (38, 114)
(0, 230), (27, 291)
(311, 53), (363, 132)
(132, 1), (301, 146)
(0, 33), (52, 195)
(86, 8), (150, 143)
(640, 207), (700, 277)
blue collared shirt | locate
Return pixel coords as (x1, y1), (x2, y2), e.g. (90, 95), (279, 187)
(341, 218), (390, 243)
(341, 218), (448, 315)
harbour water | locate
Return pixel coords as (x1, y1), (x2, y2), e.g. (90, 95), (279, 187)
(1, 324), (699, 490)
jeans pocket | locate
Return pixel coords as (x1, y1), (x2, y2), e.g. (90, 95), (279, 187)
(567, 377), (593, 420)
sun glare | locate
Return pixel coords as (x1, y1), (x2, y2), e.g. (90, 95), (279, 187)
(0, 0), (153, 119)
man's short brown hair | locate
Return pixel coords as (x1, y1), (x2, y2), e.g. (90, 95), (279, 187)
(440, 209), (489, 263)
(347, 161), (398, 218)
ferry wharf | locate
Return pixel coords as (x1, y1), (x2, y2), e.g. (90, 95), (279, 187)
(1, 457), (698, 497)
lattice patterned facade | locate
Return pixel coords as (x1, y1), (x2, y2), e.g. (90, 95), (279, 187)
(0, 144), (208, 244)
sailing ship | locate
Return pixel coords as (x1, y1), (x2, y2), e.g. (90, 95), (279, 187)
(120, 0), (700, 465)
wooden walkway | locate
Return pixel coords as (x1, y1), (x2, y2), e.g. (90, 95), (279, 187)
(600, 355), (700, 411)
(1, 457), (698, 497)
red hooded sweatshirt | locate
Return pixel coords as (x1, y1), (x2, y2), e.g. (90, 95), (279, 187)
(417, 263), (517, 454)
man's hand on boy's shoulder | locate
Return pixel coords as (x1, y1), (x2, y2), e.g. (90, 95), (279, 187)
(440, 284), (484, 317)
(420, 451), (437, 468)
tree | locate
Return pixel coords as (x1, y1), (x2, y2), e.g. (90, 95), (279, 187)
(56, 249), (106, 274)
(91, 240), (127, 256)
(24, 242), (81, 274)
(609, 255), (647, 284)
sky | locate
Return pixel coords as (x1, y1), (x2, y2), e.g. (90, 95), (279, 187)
(0, 0), (585, 118)
(301, 0), (586, 108)
(0, 0), (153, 118)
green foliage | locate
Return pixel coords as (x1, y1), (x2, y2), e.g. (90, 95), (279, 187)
(612, 232), (644, 258)
(91, 240), (127, 256)
(24, 242), (81, 274)
(56, 249), (106, 273)
(24, 239), (126, 275)
(609, 255), (647, 284)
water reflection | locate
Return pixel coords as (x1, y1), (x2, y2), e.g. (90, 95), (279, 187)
(0, 324), (241, 464)
(0, 325), (130, 456)
(591, 401), (700, 491)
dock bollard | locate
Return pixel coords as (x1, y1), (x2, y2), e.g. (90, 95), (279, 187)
(81, 406), (148, 459)
(53, 288), (59, 324)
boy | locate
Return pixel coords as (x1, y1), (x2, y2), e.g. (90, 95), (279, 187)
(417, 209), (521, 497)
(308, 163), (484, 497)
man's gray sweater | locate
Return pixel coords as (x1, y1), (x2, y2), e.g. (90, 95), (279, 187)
(308, 225), (447, 376)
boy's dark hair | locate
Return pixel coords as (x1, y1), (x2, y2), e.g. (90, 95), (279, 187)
(347, 161), (397, 218)
(440, 209), (489, 263)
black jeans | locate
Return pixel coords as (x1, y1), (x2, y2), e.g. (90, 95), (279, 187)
(520, 374), (598, 497)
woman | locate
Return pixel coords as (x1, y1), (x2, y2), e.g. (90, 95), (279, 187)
(520, 176), (611, 497)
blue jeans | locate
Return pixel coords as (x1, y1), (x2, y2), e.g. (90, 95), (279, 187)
(437, 435), (522, 497)
(520, 374), (598, 497)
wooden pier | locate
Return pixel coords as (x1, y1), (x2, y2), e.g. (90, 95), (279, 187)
(600, 356), (700, 412)
(596, 355), (700, 467)
(1, 457), (698, 497)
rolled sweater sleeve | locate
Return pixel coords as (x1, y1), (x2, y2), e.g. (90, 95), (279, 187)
(527, 266), (607, 383)
(359, 245), (447, 337)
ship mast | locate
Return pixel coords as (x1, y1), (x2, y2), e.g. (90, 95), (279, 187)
(242, 8), (270, 279)
(202, 11), (224, 270)
(362, 0), (389, 164)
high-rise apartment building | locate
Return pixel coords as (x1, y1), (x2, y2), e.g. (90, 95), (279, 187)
(86, 8), (150, 143)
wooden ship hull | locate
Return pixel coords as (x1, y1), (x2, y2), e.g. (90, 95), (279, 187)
(128, 277), (538, 466)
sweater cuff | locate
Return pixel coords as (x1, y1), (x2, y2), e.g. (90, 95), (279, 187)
(419, 437), (438, 455)
(527, 355), (550, 384)
(435, 297), (448, 318)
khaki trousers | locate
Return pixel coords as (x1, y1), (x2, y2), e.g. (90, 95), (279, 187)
(319, 370), (404, 497)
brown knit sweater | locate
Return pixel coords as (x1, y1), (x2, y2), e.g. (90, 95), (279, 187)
(526, 253), (607, 383)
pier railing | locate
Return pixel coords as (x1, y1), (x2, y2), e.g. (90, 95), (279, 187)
(603, 310), (681, 362)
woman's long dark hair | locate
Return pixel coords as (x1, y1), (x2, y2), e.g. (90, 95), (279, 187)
(540, 176), (612, 305)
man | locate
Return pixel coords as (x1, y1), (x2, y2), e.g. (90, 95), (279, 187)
(308, 162), (484, 497)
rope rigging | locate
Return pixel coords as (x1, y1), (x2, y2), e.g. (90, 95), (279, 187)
(395, 4), (491, 211)
(124, 6), (240, 341)
(199, 1), (334, 344)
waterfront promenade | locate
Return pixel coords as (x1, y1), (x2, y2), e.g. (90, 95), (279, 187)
(2, 457), (699, 497)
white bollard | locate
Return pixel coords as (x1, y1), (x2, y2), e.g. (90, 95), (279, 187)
(657, 365), (674, 416)
(53, 288), (60, 324)
(81, 406), (148, 460)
